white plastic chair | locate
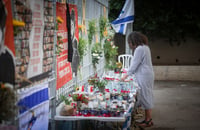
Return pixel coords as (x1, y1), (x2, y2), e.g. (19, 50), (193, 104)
(118, 54), (133, 71)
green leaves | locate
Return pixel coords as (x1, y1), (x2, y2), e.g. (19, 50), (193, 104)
(91, 43), (103, 68)
(60, 95), (71, 105)
(95, 79), (107, 88)
(103, 38), (118, 70)
(78, 37), (87, 63)
(108, 0), (125, 22)
(99, 16), (107, 42)
(88, 19), (97, 45)
(133, 0), (200, 45)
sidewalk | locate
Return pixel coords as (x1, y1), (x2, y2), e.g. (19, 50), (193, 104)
(139, 80), (200, 130)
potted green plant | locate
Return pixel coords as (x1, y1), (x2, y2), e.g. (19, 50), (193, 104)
(95, 79), (107, 93)
(60, 95), (74, 116)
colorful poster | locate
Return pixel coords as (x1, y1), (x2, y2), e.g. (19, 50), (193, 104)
(69, 4), (79, 45)
(0, 0), (15, 85)
(27, 0), (44, 78)
(56, 2), (72, 89)
(69, 4), (79, 76)
(18, 82), (49, 130)
(43, 1), (54, 73)
(13, 0), (54, 87)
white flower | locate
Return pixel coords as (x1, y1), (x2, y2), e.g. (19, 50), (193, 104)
(92, 53), (98, 57)
(111, 41), (113, 46)
(4, 83), (13, 89)
(97, 56), (101, 59)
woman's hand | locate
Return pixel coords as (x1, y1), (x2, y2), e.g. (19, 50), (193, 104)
(121, 77), (125, 81)
(121, 74), (128, 81)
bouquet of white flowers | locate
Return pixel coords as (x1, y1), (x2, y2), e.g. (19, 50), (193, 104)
(91, 43), (102, 70)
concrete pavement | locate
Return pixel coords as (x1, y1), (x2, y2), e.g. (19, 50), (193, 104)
(139, 80), (200, 130)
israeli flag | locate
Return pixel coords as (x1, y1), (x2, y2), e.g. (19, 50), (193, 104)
(111, 0), (134, 35)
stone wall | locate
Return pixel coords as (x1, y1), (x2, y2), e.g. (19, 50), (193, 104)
(153, 66), (200, 81)
(150, 38), (200, 81)
(150, 38), (200, 65)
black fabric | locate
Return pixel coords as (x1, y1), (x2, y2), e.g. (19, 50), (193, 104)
(0, 50), (15, 85)
(66, 3), (73, 62)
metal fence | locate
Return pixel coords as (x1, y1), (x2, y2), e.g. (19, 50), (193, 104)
(48, 1), (109, 126)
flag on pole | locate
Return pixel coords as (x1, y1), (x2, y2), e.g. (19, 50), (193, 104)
(111, 0), (134, 35)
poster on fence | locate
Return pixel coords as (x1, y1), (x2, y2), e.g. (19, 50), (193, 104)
(68, 4), (79, 77)
(18, 82), (49, 130)
(56, 2), (72, 89)
(0, 0), (15, 85)
(13, 0), (55, 87)
(68, 4), (79, 45)
(27, 0), (44, 78)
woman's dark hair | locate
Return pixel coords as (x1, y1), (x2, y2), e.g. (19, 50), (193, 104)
(0, 0), (7, 31)
(128, 31), (148, 47)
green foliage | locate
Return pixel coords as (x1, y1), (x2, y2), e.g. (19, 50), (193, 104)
(108, 0), (125, 22)
(0, 83), (16, 123)
(109, 0), (200, 45)
(88, 19), (97, 45)
(60, 95), (71, 105)
(133, 0), (200, 45)
(95, 79), (107, 88)
(91, 43), (103, 68)
(99, 16), (107, 42)
(105, 62), (117, 70)
(104, 39), (118, 62)
(71, 94), (88, 104)
(103, 36), (118, 70)
(78, 37), (87, 64)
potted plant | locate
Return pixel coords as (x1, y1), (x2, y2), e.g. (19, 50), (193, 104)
(71, 93), (89, 110)
(60, 95), (74, 116)
(95, 79), (107, 93)
(88, 74), (99, 85)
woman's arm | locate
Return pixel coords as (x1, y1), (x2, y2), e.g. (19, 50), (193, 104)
(121, 74), (128, 81)
(121, 46), (144, 81)
(127, 46), (144, 76)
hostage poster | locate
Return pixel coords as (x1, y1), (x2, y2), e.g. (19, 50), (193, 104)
(13, 0), (55, 87)
(56, 2), (73, 89)
(26, 0), (44, 78)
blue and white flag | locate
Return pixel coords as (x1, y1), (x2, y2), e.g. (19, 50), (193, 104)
(111, 0), (134, 35)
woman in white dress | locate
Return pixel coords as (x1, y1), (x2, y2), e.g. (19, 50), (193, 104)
(121, 31), (154, 127)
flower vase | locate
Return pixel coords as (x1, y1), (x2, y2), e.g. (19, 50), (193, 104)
(76, 101), (81, 110)
(108, 70), (114, 78)
(93, 65), (97, 75)
(98, 87), (105, 93)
